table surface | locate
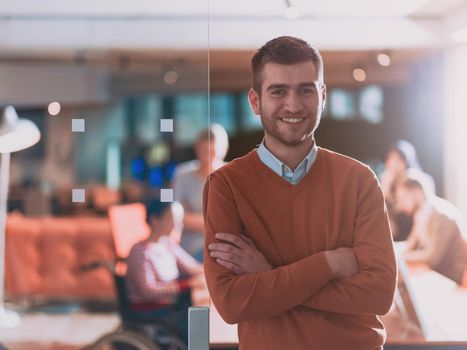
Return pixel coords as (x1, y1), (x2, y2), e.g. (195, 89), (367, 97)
(402, 264), (467, 342)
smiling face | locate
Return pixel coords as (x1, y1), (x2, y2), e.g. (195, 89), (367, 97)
(248, 61), (326, 147)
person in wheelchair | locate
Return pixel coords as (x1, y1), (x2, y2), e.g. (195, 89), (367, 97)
(125, 199), (204, 345)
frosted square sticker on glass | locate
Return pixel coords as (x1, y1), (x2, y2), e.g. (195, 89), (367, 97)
(72, 189), (85, 203)
(160, 188), (173, 202)
(160, 118), (174, 133)
(72, 119), (85, 132)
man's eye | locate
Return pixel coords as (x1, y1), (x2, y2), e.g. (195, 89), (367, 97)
(271, 89), (285, 96)
(301, 88), (315, 95)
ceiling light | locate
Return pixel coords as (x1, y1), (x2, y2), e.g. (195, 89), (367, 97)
(284, 0), (299, 20)
(163, 70), (178, 85)
(377, 53), (391, 67)
(353, 68), (366, 82)
(48, 102), (61, 116)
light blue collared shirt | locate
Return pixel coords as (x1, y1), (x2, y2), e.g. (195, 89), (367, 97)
(257, 140), (318, 185)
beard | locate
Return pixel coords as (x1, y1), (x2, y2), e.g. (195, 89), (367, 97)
(259, 107), (321, 147)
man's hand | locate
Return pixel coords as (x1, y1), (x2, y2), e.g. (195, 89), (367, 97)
(208, 232), (273, 275)
(324, 247), (359, 278)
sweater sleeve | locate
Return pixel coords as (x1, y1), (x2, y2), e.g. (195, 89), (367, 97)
(203, 173), (335, 324)
(303, 169), (397, 315)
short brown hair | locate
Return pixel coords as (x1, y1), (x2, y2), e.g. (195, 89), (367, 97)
(251, 36), (324, 93)
(196, 124), (229, 160)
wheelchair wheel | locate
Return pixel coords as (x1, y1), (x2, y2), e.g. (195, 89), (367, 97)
(137, 324), (187, 350)
(157, 336), (187, 350)
(87, 329), (161, 350)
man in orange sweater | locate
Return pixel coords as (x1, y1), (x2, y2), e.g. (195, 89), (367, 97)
(203, 36), (397, 350)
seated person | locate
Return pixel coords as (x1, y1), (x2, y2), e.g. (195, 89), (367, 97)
(395, 170), (467, 284)
(125, 200), (204, 343)
(380, 140), (435, 241)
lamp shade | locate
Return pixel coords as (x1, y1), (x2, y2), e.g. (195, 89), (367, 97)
(0, 106), (41, 153)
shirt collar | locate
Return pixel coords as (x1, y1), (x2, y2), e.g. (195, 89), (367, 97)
(257, 139), (318, 177)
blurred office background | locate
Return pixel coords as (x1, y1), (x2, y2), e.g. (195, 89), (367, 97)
(1, 0), (467, 349)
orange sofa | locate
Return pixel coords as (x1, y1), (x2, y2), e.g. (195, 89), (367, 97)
(5, 213), (115, 301)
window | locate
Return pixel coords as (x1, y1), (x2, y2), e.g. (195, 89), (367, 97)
(359, 85), (384, 124)
(173, 93), (237, 146)
(329, 88), (357, 120)
(174, 94), (208, 146)
(327, 85), (384, 123)
(134, 94), (162, 144)
(210, 93), (237, 134)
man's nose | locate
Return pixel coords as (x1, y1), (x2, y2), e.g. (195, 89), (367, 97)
(284, 92), (302, 114)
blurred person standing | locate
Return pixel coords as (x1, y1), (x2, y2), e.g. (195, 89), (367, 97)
(395, 170), (467, 285)
(380, 140), (434, 240)
(173, 124), (229, 261)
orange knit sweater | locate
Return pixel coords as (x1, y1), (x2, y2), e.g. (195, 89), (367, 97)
(203, 147), (397, 350)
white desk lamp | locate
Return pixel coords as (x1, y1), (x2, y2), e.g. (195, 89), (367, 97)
(0, 105), (41, 328)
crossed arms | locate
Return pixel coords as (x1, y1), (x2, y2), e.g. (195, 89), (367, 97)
(203, 171), (397, 324)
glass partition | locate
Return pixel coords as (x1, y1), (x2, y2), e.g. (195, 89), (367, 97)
(2, 1), (467, 350)
(0, 1), (209, 349)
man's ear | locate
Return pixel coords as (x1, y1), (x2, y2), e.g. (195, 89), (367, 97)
(248, 88), (260, 115)
(321, 83), (327, 112)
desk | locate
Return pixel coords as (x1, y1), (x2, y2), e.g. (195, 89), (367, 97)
(402, 264), (467, 342)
